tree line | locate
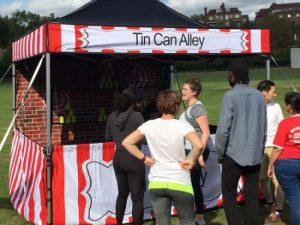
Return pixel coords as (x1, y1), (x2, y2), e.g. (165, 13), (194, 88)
(1, 10), (300, 76)
(0, 10), (55, 76)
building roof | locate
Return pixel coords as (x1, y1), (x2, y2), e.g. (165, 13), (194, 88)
(256, 2), (300, 18)
(207, 7), (240, 15)
(256, 8), (270, 18)
(229, 8), (240, 13)
(270, 2), (300, 10)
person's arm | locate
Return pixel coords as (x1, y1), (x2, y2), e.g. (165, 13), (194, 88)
(215, 94), (233, 163)
(122, 129), (155, 166)
(136, 113), (147, 145)
(267, 147), (282, 178)
(267, 119), (286, 177)
(195, 115), (210, 167)
(181, 131), (204, 170)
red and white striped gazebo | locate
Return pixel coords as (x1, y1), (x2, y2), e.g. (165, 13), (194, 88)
(9, 0), (270, 224)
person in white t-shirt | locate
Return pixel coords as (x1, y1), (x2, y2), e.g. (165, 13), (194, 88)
(122, 90), (204, 225)
(257, 80), (285, 223)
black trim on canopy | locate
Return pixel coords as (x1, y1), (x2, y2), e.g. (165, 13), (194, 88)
(54, 0), (208, 28)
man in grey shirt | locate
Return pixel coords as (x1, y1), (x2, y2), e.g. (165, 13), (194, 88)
(215, 59), (266, 225)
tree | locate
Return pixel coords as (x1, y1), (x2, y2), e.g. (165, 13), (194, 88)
(0, 10), (56, 77)
(256, 15), (295, 65)
(10, 10), (56, 39)
(190, 14), (202, 23)
(0, 16), (11, 48)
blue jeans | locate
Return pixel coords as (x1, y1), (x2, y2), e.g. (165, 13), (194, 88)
(275, 159), (300, 225)
(149, 189), (195, 225)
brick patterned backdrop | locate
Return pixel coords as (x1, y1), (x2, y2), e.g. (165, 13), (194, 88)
(15, 55), (170, 146)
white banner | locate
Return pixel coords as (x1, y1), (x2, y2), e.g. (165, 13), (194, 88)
(48, 24), (270, 54)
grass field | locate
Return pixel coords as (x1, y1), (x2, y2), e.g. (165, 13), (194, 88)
(1, 66), (299, 225)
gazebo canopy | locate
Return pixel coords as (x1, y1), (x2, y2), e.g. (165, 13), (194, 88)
(11, 0), (270, 62)
(54, 0), (207, 27)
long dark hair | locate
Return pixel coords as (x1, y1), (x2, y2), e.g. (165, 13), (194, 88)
(284, 92), (300, 114)
(113, 88), (135, 114)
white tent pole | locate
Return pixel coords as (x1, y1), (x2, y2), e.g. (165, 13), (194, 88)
(172, 64), (186, 109)
(270, 55), (298, 92)
(0, 54), (45, 152)
(45, 52), (53, 225)
(170, 64), (174, 90)
(265, 55), (271, 80)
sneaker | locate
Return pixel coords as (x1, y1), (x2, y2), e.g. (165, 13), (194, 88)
(264, 203), (276, 214)
(176, 219), (206, 225)
(264, 211), (282, 223)
(195, 219), (206, 225)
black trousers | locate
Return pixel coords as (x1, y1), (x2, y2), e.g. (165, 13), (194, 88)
(113, 151), (145, 225)
(221, 156), (260, 225)
(186, 149), (206, 214)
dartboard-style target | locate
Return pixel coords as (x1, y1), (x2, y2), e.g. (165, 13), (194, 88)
(53, 90), (70, 114)
(120, 65), (147, 87)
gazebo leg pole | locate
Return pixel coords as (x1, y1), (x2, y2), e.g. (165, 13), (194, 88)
(170, 64), (174, 89)
(46, 53), (53, 225)
(265, 55), (271, 80)
(12, 63), (16, 129)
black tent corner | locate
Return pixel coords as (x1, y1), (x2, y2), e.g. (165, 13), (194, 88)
(54, 0), (208, 28)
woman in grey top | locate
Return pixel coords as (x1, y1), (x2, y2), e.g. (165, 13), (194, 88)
(179, 79), (210, 225)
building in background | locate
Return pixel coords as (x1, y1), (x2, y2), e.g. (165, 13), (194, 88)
(200, 3), (249, 27)
(256, 2), (300, 25)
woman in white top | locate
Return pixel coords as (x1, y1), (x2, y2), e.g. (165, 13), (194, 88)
(122, 90), (204, 225)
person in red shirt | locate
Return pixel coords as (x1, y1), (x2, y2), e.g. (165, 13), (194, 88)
(267, 92), (300, 225)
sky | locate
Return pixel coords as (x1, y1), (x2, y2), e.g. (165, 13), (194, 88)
(0, 0), (300, 20)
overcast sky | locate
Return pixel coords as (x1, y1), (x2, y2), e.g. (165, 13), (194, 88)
(0, 0), (299, 20)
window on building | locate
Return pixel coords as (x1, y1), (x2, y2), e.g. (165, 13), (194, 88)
(296, 13), (300, 17)
(208, 22), (216, 27)
(225, 21), (230, 26)
(288, 14), (291, 18)
(225, 15), (229, 20)
(220, 15), (223, 20)
(216, 15), (220, 20)
(235, 14), (240, 18)
(209, 16), (214, 21)
(279, 14), (283, 18)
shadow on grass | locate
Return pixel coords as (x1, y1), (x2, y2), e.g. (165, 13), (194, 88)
(0, 197), (14, 210)
(205, 212), (223, 225)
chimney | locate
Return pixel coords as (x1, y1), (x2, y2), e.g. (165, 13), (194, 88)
(204, 7), (207, 16)
(221, 2), (225, 12)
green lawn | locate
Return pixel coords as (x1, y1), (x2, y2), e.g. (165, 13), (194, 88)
(1, 66), (299, 225)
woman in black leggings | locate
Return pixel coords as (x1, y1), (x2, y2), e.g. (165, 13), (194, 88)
(105, 88), (145, 225)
